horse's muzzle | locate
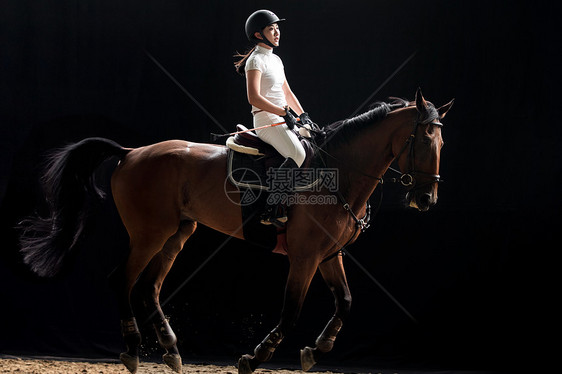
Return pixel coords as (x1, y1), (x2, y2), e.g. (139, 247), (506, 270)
(406, 191), (437, 212)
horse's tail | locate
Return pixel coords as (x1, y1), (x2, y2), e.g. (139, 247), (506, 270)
(19, 137), (131, 278)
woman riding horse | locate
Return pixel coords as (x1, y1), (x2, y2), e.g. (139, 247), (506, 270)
(19, 89), (453, 374)
(235, 10), (317, 225)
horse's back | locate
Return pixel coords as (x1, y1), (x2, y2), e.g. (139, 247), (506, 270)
(115, 139), (226, 172)
(110, 139), (242, 237)
(121, 139), (222, 160)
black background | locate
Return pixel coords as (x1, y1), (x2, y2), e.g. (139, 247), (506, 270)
(0, 1), (559, 373)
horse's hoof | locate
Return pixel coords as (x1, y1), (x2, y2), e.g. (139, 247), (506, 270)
(119, 352), (139, 374)
(163, 353), (182, 373)
(300, 346), (317, 372)
(237, 354), (254, 374)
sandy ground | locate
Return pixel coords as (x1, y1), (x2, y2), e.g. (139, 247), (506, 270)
(0, 358), (351, 374)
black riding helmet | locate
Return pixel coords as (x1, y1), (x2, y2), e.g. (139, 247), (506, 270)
(245, 10), (285, 48)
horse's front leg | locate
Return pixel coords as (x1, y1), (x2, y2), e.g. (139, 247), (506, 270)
(301, 254), (351, 371)
(238, 258), (319, 374)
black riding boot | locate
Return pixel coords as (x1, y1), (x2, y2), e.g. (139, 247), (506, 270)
(260, 157), (299, 227)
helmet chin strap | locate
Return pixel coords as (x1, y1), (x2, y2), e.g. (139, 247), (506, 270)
(257, 31), (277, 48)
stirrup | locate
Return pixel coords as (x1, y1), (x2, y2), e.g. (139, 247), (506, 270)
(260, 215), (288, 226)
(260, 205), (287, 227)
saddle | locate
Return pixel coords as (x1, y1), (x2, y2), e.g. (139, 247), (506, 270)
(226, 125), (316, 189)
(226, 124), (277, 157)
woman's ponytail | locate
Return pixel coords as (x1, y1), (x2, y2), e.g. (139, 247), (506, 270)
(233, 47), (256, 76)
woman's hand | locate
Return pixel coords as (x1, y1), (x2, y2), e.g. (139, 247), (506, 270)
(282, 108), (298, 129)
(299, 112), (313, 126)
(299, 112), (322, 132)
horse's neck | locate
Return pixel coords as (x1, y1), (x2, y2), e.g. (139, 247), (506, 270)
(336, 107), (416, 210)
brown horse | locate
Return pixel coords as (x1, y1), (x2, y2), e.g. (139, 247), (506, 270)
(19, 88), (453, 374)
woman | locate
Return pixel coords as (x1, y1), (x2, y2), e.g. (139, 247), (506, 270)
(234, 9), (315, 226)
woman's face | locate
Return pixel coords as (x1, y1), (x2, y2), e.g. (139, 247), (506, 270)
(258, 23), (280, 47)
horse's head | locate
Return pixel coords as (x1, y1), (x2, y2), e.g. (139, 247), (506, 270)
(395, 88), (454, 211)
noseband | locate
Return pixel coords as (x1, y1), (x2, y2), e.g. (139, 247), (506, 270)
(386, 115), (443, 190)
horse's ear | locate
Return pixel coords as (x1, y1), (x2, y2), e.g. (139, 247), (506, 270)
(437, 99), (455, 119)
(415, 87), (428, 113)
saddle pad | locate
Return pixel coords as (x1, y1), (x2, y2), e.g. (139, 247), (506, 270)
(226, 136), (264, 156)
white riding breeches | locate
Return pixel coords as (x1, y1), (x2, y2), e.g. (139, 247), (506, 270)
(253, 111), (306, 167)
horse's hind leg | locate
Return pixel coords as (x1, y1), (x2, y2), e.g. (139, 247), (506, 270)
(301, 255), (351, 371)
(137, 220), (197, 373)
(115, 230), (173, 374)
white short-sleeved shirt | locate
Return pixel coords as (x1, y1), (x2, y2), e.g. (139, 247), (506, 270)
(245, 45), (287, 114)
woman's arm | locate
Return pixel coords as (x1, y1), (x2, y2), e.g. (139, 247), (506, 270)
(246, 70), (286, 116)
(282, 80), (304, 115)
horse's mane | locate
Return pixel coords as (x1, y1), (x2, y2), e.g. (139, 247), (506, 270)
(321, 98), (410, 148)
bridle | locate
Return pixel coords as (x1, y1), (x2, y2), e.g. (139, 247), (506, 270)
(385, 114), (443, 191)
(316, 111), (445, 264)
(338, 113), (444, 227)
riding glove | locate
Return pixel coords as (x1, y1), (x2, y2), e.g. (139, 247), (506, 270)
(299, 112), (313, 126)
(283, 108), (298, 130)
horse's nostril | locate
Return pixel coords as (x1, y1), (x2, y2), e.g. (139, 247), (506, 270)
(420, 193), (432, 206)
